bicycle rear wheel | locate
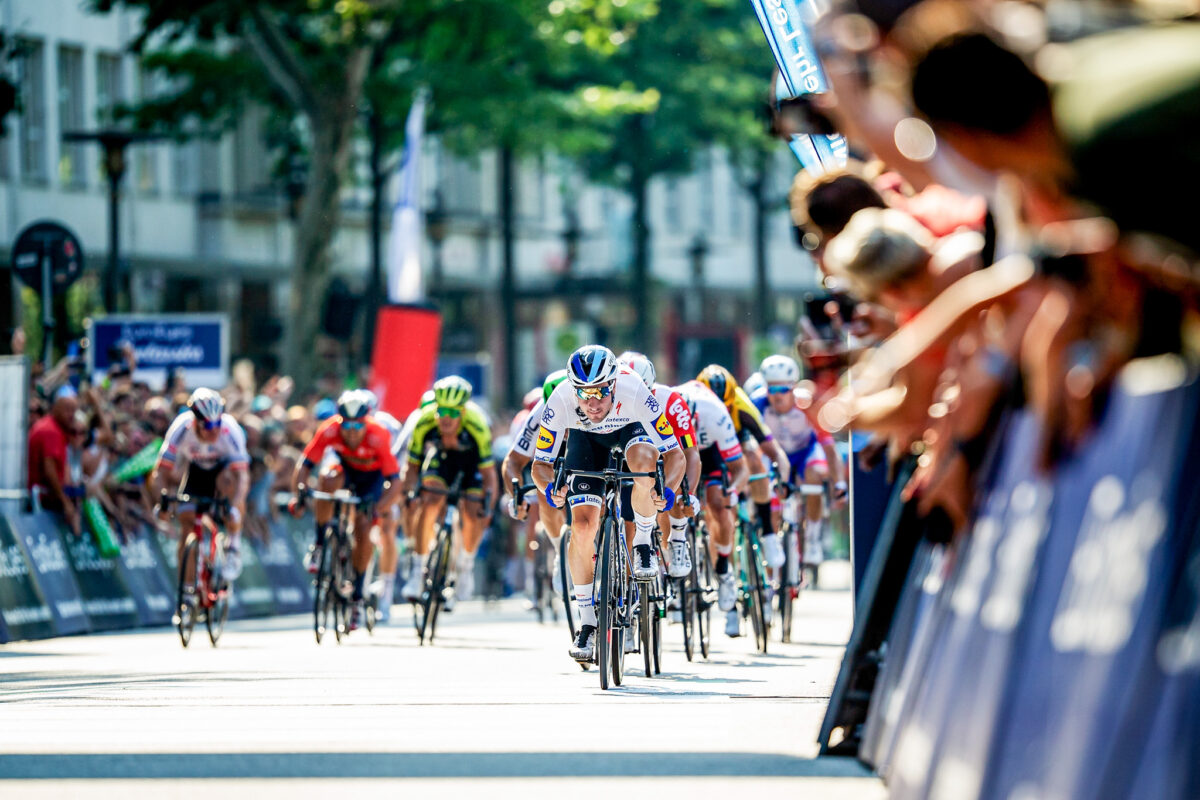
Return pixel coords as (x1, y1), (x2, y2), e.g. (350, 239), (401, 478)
(596, 517), (615, 690)
(694, 530), (713, 659)
(176, 536), (199, 648)
(206, 541), (231, 646)
(559, 526), (576, 640)
(779, 526), (797, 643)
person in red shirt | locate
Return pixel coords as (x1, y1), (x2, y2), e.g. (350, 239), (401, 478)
(290, 390), (402, 629)
(28, 391), (80, 535)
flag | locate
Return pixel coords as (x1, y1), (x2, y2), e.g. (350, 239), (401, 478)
(387, 89), (429, 303)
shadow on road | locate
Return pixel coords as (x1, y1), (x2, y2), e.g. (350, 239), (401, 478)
(0, 752), (876, 780)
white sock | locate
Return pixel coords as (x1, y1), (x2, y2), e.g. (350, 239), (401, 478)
(633, 513), (655, 547)
(807, 519), (823, 543)
(717, 543), (733, 557)
(575, 587), (596, 626)
(668, 516), (688, 542)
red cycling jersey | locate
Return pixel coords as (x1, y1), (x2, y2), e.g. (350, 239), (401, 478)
(651, 384), (697, 449)
(301, 417), (400, 476)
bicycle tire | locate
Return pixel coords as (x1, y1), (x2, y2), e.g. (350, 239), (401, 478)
(695, 530), (713, 659)
(779, 526), (797, 643)
(333, 533), (351, 644)
(596, 516), (614, 690)
(206, 539), (230, 646)
(639, 583), (652, 678)
(313, 525), (335, 644)
(419, 525), (451, 645)
(176, 535), (199, 648)
(651, 586), (663, 675)
(559, 526), (576, 640)
(610, 524), (628, 687)
(680, 570), (694, 662)
(363, 550), (378, 636)
(745, 531), (769, 654)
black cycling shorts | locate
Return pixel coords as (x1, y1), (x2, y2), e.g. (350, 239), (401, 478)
(562, 423), (654, 517)
(181, 461), (227, 502)
(421, 447), (484, 494)
(342, 464), (385, 503)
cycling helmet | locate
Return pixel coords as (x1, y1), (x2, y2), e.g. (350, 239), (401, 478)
(187, 388), (225, 421)
(433, 375), (472, 408)
(419, 390), (436, 408)
(743, 371), (767, 398)
(522, 387), (541, 411)
(542, 369), (569, 402)
(697, 364), (737, 406)
(761, 355), (801, 385)
(360, 389), (380, 413)
(337, 389), (371, 421)
(567, 345), (620, 388)
(618, 351), (656, 389)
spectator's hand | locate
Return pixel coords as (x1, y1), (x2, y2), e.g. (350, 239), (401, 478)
(833, 480), (849, 510)
(64, 500), (82, 537)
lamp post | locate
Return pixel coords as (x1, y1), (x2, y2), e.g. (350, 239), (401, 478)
(687, 231), (709, 323)
(426, 188), (448, 302)
(62, 129), (165, 312)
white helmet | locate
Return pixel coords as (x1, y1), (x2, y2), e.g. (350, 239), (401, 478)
(618, 350), (656, 389)
(567, 345), (621, 388)
(336, 389), (371, 422)
(359, 389), (380, 413)
(761, 355), (801, 386)
(187, 388), (225, 422)
(743, 371), (767, 399)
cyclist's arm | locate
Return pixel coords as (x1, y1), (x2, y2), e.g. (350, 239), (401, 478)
(762, 437), (790, 485)
(661, 446), (685, 500)
(502, 449), (530, 491)
(375, 436), (403, 508)
(480, 462), (499, 514)
(728, 452), (751, 492)
(683, 446), (700, 496)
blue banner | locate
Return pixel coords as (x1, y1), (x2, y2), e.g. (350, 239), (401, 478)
(6, 513), (92, 636)
(229, 535), (278, 619)
(89, 314), (228, 389)
(0, 516), (58, 641)
(749, 0), (828, 96)
(254, 525), (313, 615)
(115, 527), (176, 627)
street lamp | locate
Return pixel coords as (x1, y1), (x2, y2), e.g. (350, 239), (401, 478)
(426, 188), (448, 300)
(61, 129), (165, 312)
(562, 207), (581, 275)
(688, 232), (709, 322)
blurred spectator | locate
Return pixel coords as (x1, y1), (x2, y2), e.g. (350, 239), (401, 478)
(29, 389), (81, 534)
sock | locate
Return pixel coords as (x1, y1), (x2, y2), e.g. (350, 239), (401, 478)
(380, 575), (395, 606)
(313, 520), (324, 547)
(633, 513), (655, 547)
(807, 518), (823, 545)
(715, 550), (731, 575)
(576, 587), (597, 627)
(550, 530), (564, 553)
(756, 502), (774, 535)
(353, 569), (366, 601)
(668, 516), (688, 542)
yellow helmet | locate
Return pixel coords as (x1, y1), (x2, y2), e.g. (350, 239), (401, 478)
(697, 364), (738, 406)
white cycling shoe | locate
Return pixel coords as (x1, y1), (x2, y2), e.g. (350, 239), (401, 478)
(725, 609), (741, 638)
(761, 533), (785, 569)
(571, 624), (597, 662)
(222, 546), (243, 582)
(717, 571), (737, 612)
(632, 544), (658, 580)
(400, 565), (424, 603)
(667, 540), (692, 578)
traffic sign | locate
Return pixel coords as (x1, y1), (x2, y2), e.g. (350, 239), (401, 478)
(10, 220), (84, 294)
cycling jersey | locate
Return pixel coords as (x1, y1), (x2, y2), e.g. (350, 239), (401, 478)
(534, 371), (679, 463)
(751, 389), (833, 456)
(726, 385), (773, 444)
(373, 411), (404, 456)
(676, 381), (743, 462)
(406, 400), (494, 468)
(650, 384), (697, 449)
(302, 417), (400, 476)
(158, 412), (250, 472)
(397, 405), (426, 460)
(510, 399), (546, 459)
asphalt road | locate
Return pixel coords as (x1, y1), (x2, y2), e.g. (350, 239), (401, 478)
(0, 562), (884, 798)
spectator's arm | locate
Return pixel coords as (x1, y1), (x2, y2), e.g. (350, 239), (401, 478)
(83, 387), (115, 447)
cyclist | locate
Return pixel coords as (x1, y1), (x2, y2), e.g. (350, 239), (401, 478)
(360, 389), (405, 623)
(753, 355), (847, 570)
(397, 390), (436, 574)
(152, 388), (250, 589)
(531, 345), (685, 663)
(676, 379), (751, 637)
(696, 365), (790, 569)
(619, 352), (701, 579)
(400, 376), (498, 608)
(502, 370), (571, 599)
(290, 390), (403, 630)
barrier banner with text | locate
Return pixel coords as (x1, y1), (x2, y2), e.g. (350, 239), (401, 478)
(252, 527), (312, 615)
(230, 536), (278, 619)
(6, 513), (91, 636)
(0, 516), (57, 642)
(116, 527), (177, 627)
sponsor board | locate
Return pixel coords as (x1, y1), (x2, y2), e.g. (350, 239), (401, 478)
(6, 514), (91, 635)
(0, 516), (58, 641)
(230, 533), (277, 619)
(255, 525), (312, 614)
(116, 527), (176, 627)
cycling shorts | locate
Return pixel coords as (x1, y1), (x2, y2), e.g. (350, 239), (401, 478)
(180, 461), (228, 509)
(342, 464), (386, 504)
(421, 448), (484, 495)
(786, 435), (828, 479)
(562, 423), (654, 513)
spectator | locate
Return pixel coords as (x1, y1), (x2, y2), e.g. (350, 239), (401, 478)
(29, 389), (81, 534)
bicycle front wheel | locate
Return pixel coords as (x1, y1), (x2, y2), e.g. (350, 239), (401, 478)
(314, 530), (337, 644)
(419, 526), (451, 645)
(639, 583), (652, 677)
(779, 527), (797, 643)
(694, 529), (713, 660)
(596, 517), (615, 690)
(176, 535), (200, 648)
(745, 532), (769, 654)
(559, 526), (576, 640)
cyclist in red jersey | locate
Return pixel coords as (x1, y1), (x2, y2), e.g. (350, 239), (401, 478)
(290, 391), (402, 627)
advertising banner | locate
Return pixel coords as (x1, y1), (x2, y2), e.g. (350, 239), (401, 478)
(88, 314), (229, 390)
(253, 526), (312, 615)
(0, 516), (57, 641)
(6, 514), (91, 636)
(115, 527), (176, 627)
(370, 304), (442, 419)
(229, 535), (277, 619)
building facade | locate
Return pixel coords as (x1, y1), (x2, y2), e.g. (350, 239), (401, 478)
(1, 0), (820, 398)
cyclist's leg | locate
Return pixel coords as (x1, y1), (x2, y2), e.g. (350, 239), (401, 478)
(177, 464), (219, 585)
(562, 431), (605, 646)
(743, 437), (774, 535)
(623, 436), (663, 579)
(803, 445), (830, 565)
(377, 503), (400, 609)
(344, 467), (383, 601)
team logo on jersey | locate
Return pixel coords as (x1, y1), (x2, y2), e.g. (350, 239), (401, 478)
(542, 407), (555, 421)
(680, 433), (695, 448)
(654, 413), (674, 438)
(536, 427), (556, 451)
(645, 396), (661, 414)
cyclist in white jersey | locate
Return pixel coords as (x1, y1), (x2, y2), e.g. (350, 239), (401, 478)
(361, 390), (405, 621)
(532, 345), (685, 663)
(152, 388), (250, 584)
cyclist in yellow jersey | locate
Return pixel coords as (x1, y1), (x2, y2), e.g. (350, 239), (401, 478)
(400, 377), (498, 605)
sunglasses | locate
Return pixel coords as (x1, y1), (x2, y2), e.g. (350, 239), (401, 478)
(767, 384), (794, 395)
(200, 419), (222, 431)
(341, 420), (366, 432)
(575, 382), (615, 401)
(436, 406), (462, 419)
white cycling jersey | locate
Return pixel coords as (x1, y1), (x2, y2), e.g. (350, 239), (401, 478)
(533, 371), (679, 463)
(396, 405), (426, 459)
(510, 399), (546, 459)
(676, 380), (743, 461)
(373, 411), (404, 456)
(158, 412), (249, 471)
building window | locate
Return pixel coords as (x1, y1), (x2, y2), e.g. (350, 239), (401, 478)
(664, 177), (681, 230)
(698, 151), (714, 231)
(17, 39), (47, 183)
(57, 45), (86, 188)
(172, 142), (198, 198)
(95, 53), (123, 124)
(135, 67), (159, 195)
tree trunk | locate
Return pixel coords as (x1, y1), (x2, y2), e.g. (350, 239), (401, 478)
(364, 110), (385, 369)
(630, 118), (652, 350)
(752, 153), (770, 337)
(499, 145), (518, 408)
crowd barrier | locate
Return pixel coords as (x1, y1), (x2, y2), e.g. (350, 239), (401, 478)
(0, 509), (316, 644)
(821, 357), (1200, 799)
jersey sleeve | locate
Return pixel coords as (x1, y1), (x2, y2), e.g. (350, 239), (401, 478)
(367, 423), (400, 475)
(465, 407), (495, 467)
(511, 400), (543, 458)
(635, 382), (679, 453)
(406, 408), (437, 465)
(301, 419), (338, 465)
(663, 390), (697, 449)
(157, 413), (192, 465)
(221, 415), (251, 467)
(735, 389), (773, 443)
(532, 388), (569, 463)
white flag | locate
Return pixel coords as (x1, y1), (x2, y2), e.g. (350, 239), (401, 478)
(387, 90), (429, 303)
